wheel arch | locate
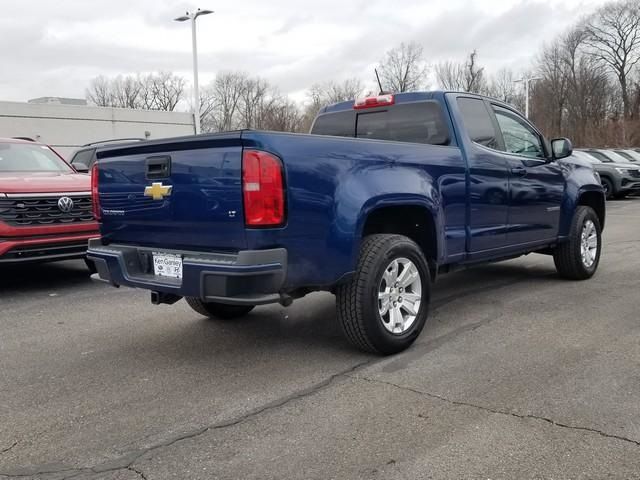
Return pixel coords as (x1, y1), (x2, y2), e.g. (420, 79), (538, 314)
(357, 202), (439, 280)
(578, 190), (606, 230)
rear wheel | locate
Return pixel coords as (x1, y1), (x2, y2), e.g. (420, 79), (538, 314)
(553, 206), (601, 280)
(336, 234), (430, 355)
(185, 297), (254, 319)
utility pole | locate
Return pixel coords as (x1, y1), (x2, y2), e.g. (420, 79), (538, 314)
(174, 8), (213, 134)
(514, 76), (542, 119)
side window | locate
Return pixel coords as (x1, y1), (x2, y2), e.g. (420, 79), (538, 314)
(492, 106), (545, 159)
(456, 97), (499, 149)
(70, 148), (96, 167)
(311, 111), (355, 137)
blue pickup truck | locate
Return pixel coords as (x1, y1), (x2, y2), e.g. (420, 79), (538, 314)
(88, 91), (604, 354)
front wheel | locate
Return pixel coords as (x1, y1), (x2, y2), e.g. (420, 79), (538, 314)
(553, 206), (602, 280)
(600, 177), (614, 200)
(185, 297), (255, 319)
(336, 234), (430, 355)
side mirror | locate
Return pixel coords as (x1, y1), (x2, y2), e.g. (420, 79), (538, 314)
(74, 162), (89, 173)
(551, 138), (573, 161)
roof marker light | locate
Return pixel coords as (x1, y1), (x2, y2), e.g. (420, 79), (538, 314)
(354, 94), (395, 110)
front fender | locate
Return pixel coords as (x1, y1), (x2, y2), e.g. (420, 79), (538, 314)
(558, 160), (605, 237)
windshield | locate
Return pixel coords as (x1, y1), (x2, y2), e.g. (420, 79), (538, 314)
(573, 151), (600, 163)
(0, 143), (72, 173)
(614, 150), (640, 162)
(594, 150), (632, 164)
(585, 150), (615, 163)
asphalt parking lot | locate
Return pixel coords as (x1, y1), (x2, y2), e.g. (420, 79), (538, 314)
(1, 199), (639, 480)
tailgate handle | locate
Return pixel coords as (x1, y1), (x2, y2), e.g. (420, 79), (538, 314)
(146, 156), (171, 179)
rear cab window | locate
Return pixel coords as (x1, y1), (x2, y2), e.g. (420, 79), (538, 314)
(311, 101), (450, 146)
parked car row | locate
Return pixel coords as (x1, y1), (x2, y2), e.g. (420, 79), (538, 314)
(571, 148), (640, 199)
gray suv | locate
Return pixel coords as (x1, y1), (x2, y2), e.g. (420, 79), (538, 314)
(573, 149), (640, 199)
(69, 138), (145, 172)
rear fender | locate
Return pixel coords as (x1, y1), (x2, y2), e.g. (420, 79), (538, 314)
(333, 169), (441, 273)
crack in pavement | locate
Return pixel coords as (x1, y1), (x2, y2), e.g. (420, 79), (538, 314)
(127, 466), (148, 480)
(353, 375), (640, 448)
(0, 443), (17, 455)
(0, 359), (375, 480)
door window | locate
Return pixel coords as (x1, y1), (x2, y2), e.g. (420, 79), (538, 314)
(492, 106), (545, 159)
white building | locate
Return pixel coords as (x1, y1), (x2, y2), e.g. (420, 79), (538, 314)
(0, 101), (195, 159)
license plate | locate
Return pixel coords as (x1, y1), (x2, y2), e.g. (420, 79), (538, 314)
(152, 252), (183, 279)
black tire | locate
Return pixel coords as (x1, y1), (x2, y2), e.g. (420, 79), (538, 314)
(600, 177), (614, 200)
(553, 206), (602, 280)
(84, 258), (97, 274)
(336, 234), (431, 355)
(185, 297), (254, 319)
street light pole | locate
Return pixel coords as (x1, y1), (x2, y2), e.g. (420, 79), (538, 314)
(514, 76), (542, 119)
(174, 8), (213, 135)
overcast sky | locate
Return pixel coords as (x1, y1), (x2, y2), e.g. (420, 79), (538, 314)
(0, 0), (610, 106)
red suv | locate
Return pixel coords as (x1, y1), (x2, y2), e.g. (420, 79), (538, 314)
(0, 138), (98, 268)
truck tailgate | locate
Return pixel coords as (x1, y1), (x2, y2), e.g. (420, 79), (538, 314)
(96, 133), (247, 251)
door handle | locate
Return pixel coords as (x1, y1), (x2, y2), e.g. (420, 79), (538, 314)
(511, 166), (527, 176)
(146, 155), (171, 179)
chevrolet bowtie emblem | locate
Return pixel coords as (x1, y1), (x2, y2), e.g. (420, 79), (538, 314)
(144, 182), (173, 200)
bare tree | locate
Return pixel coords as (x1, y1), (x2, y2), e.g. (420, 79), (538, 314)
(301, 78), (364, 131)
(148, 72), (185, 111)
(561, 28), (612, 145)
(198, 72), (303, 133)
(486, 68), (520, 104)
(463, 50), (486, 93)
(435, 50), (487, 94)
(435, 60), (465, 90)
(86, 76), (114, 107)
(377, 42), (429, 93)
(239, 77), (272, 129)
(535, 40), (569, 136)
(111, 75), (142, 109)
(584, 0), (640, 120)
(86, 72), (185, 111)
(205, 72), (247, 131)
(262, 97), (303, 132)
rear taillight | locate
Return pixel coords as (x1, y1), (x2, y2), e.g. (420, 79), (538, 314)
(91, 162), (100, 221)
(242, 150), (285, 227)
